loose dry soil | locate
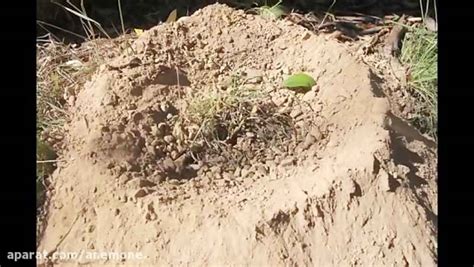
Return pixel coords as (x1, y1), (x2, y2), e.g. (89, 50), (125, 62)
(38, 4), (437, 266)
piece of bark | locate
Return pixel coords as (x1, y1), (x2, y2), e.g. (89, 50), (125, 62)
(384, 16), (407, 57)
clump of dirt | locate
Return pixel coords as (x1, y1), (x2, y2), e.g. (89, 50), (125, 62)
(38, 4), (437, 266)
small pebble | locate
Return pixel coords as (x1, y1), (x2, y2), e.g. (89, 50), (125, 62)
(280, 157), (296, 167)
(134, 189), (148, 198)
(302, 31), (311, 40)
(160, 102), (169, 112)
(311, 128), (323, 140)
(164, 135), (175, 144)
(168, 179), (181, 185)
(302, 134), (317, 150)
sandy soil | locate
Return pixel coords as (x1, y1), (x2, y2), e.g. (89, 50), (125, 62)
(37, 4), (437, 266)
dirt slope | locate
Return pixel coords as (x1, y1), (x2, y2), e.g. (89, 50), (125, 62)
(38, 4), (437, 266)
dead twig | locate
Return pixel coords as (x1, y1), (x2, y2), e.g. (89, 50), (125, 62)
(359, 26), (383, 35)
(37, 159), (68, 164)
(384, 15), (407, 57)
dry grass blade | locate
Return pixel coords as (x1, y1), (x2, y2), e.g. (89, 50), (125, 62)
(181, 74), (294, 162)
(54, 0), (111, 39)
(318, 0), (337, 29)
(37, 35), (109, 136)
(37, 20), (87, 41)
(117, 0), (125, 34)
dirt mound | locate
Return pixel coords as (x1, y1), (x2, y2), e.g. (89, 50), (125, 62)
(38, 4), (437, 266)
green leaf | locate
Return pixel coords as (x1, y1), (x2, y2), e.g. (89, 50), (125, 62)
(283, 73), (316, 90)
(261, 5), (286, 19)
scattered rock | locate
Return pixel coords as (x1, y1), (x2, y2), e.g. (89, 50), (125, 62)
(256, 165), (268, 177)
(210, 165), (222, 175)
(302, 89), (317, 101)
(214, 179), (227, 187)
(280, 157), (296, 167)
(222, 172), (233, 180)
(311, 127), (323, 141)
(164, 135), (175, 144)
(134, 189), (148, 198)
(244, 69), (264, 84)
(290, 109), (303, 119)
(396, 164), (410, 179)
(234, 167), (242, 177)
(132, 112), (144, 123)
(168, 179), (181, 186)
(246, 132), (256, 138)
(162, 158), (176, 172)
(302, 134), (317, 150)
(160, 102), (170, 113)
(302, 31), (311, 40)
(118, 173), (132, 185)
(139, 179), (157, 188)
(157, 122), (168, 133)
(378, 169), (393, 192)
(240, 168), (251, 178)
(126, 103), (137, 110)
(102, 92), (118, 106)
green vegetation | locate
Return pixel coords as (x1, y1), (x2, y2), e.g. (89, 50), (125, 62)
(185, 74), (266, 142)
(183, 73), (293, 154)
(250, 0), (287, 20)
(400, 24), (437, 139)
(283, 73), (316, 93)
